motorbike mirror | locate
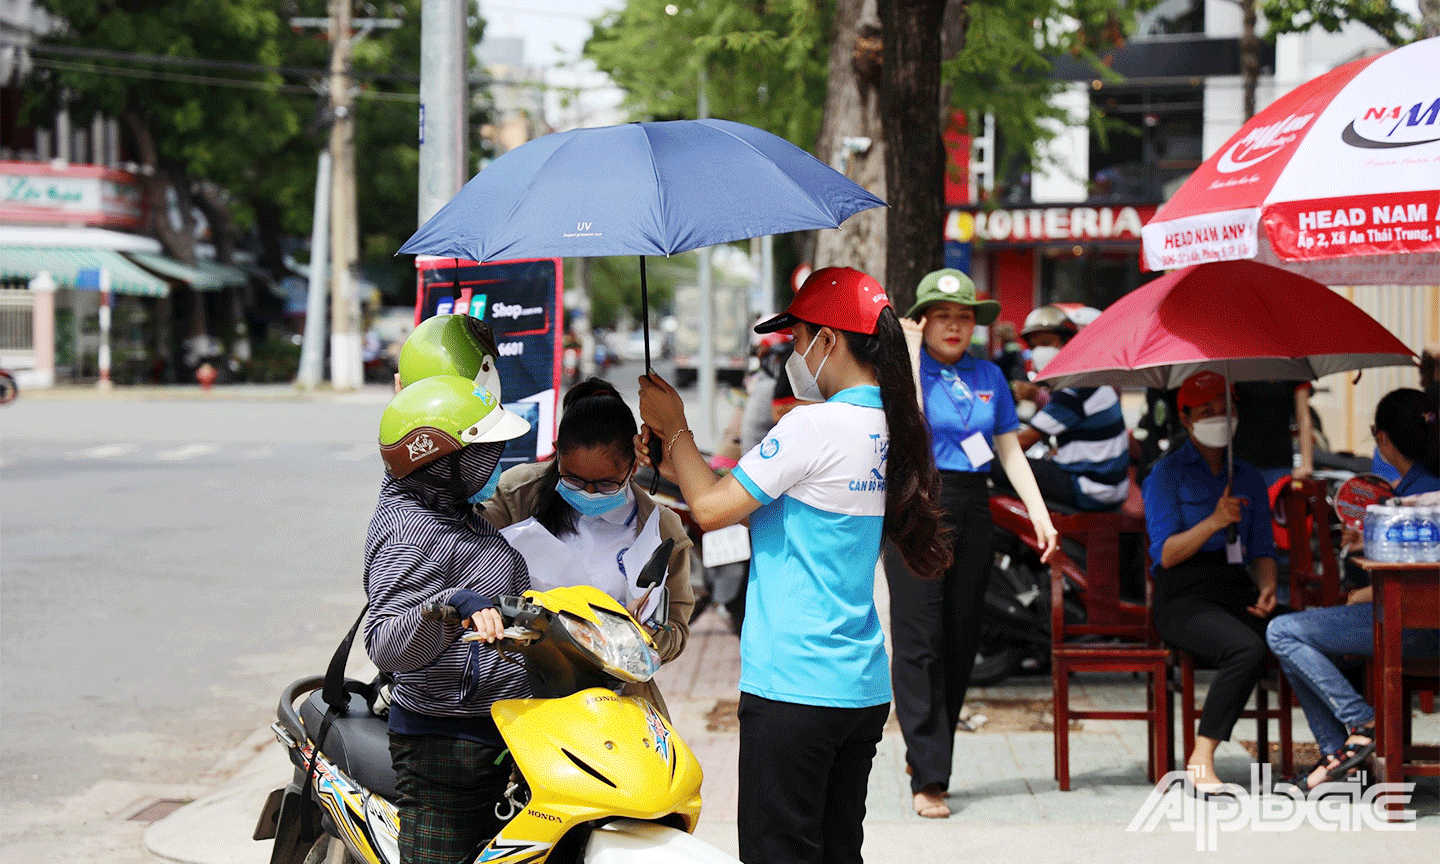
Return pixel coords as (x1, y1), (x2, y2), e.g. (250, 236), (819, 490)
(645, 586), (670, 629)
(636, 537), (674, 589)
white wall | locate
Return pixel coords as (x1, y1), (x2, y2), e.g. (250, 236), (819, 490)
(1030, 84), (1091, 203)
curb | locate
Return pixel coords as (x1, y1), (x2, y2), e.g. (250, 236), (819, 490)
(17, 385), (395, 404)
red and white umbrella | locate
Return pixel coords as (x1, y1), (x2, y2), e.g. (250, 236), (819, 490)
(1141, 37), (1440, 285)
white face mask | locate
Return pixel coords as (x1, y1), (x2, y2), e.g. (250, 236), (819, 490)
(1190, 415), (1238, 449)
(1029, 345), (1061, 374)
(785, 332), (831, 403)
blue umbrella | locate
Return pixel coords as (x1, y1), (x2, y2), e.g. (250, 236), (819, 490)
(399, 118), (886, 371)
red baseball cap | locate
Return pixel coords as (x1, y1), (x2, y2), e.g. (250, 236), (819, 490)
(1177, 370), (1231, 412)
(754, 266), (891, 336)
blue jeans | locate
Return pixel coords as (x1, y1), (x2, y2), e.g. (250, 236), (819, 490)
(1265, 604), (1440, 756)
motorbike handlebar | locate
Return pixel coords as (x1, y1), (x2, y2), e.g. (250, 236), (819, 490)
(420, 601), (462, 624)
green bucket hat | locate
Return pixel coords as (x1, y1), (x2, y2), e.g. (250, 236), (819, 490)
(904, 269), (1000, 325)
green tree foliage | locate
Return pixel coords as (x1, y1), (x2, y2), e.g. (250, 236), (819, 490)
(1261, 0), (1414, 45)
(27, 1), (482, 300)
(585, 0), (833, 149)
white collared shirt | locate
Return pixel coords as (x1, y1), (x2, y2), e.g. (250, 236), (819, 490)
(560, 485), (640, 604)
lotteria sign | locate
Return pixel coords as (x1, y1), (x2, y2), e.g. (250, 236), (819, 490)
(946, 205), (1156, 245)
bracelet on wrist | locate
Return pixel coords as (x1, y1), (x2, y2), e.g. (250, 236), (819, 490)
(668, 427), (693, 451)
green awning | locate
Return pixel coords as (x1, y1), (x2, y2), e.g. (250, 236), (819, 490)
(0, 246), (170, 297)
(125, 251), (233, 291)
(194, 258), (249, 288)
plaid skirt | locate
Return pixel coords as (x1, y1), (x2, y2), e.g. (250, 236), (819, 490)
(389, 733), (512, 864)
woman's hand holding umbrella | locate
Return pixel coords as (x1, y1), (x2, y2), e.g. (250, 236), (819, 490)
(637, 372), (691, 484)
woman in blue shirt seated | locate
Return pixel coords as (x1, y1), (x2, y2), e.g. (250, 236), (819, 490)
(1267, 387), (1440, 793)
(1142, 370), (1281, 798)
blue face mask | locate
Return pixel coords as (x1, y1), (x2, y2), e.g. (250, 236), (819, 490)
(467, 470), (501, 505)
(556, 480), (629, 517)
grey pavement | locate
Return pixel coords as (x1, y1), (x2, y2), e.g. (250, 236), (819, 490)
(137, 578), (1438, 864)
(4, 382), (1437, 863)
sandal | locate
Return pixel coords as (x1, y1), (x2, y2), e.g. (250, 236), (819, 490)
(1276, 754), (1341, 794)
(913, 786), (951, 819)
(1326, 725), (1376, 779)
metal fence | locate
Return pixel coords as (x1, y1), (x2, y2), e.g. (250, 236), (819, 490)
(0, 289), (34, 353)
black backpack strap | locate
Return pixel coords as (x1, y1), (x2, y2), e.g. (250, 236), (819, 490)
(301, 604), (368, 840)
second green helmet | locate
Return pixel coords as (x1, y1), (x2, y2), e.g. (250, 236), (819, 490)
(398, 314), (503, 399)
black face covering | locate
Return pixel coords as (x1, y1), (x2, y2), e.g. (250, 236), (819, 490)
(393, 440), (505, 514)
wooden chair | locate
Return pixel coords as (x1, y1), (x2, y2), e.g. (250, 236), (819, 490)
(1276, 478), (1343, 610)
(1049, 510), (1171, 791)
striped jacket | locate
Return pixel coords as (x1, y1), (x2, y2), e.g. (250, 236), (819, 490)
(363, 449), (530, 721)
(1029, 385), (1131, 509)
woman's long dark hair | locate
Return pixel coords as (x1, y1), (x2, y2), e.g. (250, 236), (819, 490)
(1375, 387), (1439, 477)
(533, 377), (638, 537)
(835, 306), (952, 579)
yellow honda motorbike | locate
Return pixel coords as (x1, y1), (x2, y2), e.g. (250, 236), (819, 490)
(256, 545), (737, 864)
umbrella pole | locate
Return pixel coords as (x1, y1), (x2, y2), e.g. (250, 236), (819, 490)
(1225, 363), (1238, 547)
(1295, 384), (1313, 479)
(640, 255), (652, 375)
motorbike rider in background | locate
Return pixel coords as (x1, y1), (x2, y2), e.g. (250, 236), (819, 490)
(996, 305), (1129, 512)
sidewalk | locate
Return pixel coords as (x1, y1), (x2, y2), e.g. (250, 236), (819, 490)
(142, 579), (1439, 864)
(17, 383), (396, 404)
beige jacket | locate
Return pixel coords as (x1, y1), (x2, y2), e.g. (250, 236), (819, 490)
(478, 460), (694, 717)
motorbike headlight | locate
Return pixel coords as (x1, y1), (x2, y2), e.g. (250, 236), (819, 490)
(558, 607), (662, 683)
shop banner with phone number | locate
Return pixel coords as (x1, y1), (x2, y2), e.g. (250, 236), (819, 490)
(415, 257), (562, 468)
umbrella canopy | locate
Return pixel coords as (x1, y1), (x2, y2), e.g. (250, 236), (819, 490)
(400, 118), (886, 263)
(1140, 37), (1440, 285)
(1035, 260), (1415, 390)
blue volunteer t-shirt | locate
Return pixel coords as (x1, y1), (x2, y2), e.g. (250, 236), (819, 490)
(919, 349), (1018, 472)
(729, 385), (891, 709)
(1394, 464), (1440, 496)
(1142, 438), (1275, 573)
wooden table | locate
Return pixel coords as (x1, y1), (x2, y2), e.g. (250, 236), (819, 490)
(1352, 557), (1440, 819)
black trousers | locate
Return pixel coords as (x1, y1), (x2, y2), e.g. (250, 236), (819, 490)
(885, 470), (990, 794)
(736, 693), (888, 864)
(389, 733), (511, 864)
(1153, 553), (1282, 743)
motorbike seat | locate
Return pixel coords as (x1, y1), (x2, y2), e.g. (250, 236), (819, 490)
(299, 688), (399, 800)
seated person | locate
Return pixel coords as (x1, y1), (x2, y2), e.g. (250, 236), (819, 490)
(1266, 387), (1440, 793)
(1143, 371), (1281, 797)
(996, 305), (1129, 511)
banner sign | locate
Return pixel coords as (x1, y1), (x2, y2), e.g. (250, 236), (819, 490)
(1264, 190), (1440, 261)
(415, 257), (563, 468)
(946, 204), (1157, 246)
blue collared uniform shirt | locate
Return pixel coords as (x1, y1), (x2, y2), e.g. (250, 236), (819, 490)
(919, 349), (1018, 472)
(1394, 464), (1440, 496)
(1142, 438), (1275, 572)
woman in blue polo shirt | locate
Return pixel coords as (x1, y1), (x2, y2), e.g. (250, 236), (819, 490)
(637, 267), (950, 864)
(886, 269), (1058, 819)
(1144, 371), (1280, 798)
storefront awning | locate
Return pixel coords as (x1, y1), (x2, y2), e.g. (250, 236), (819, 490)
(125, 252), (246, 291)
(0, 245), (169, 297)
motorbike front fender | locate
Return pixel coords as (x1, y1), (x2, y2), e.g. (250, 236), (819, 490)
(584, 819), (739, 863)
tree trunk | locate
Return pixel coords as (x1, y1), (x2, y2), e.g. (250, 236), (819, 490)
(1423, 0), (1440, 38)
(123, 112), (196, 265)
(1240, 0), (1259, 120)
(878, 0), (946, 314)
(252, 197), (287, 275)
(194, 182), (237, 265)
(813, 0), (886, 283)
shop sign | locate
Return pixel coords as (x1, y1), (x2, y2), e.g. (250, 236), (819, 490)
(0, 161), (144, 227)
(946, 204), (1156, 245)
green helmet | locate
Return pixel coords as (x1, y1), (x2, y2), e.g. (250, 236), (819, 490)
(398, 314), (503, 399)
(379, 375), (530, 478)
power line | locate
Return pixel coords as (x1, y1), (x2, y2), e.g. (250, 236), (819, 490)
(4, 37), (419, 83)
(28, 56), (419, 103)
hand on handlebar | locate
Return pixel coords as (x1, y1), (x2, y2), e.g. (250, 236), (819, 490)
(468, 607), (505, 643)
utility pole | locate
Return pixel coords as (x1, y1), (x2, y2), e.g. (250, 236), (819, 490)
(328, 0), (362, 391)
(418, 0), (468, 224)
(290, 10), (398, 390)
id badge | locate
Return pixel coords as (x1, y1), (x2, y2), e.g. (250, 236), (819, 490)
(961, 432), (994, 468)
(1226, 535), (1244, 564)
